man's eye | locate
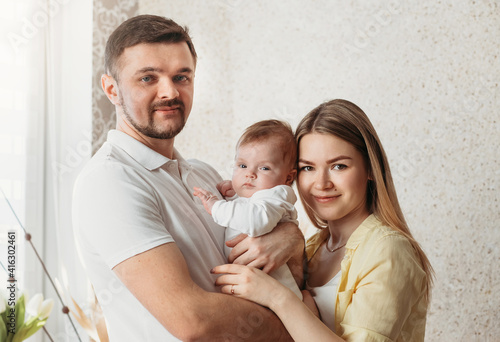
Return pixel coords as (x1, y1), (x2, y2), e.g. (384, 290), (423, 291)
(141, 76), (152, 82)
(174, 75), (188, 82)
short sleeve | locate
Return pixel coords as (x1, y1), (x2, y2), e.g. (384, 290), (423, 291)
(73, 162), (174, 268)
(339, 233), (427, 341)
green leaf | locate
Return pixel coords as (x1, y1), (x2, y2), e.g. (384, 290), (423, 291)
(0, 317), (7, 342)
(14, 294), (25, 333)
(1, 298), (9, 326)
(16, 319), (47, 341)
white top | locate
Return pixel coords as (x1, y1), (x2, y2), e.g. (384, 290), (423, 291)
(307, 271), (342, 333)
(72, 130), (226, 341)
(212, 185), (298, 242)
(211, 185), (302, 299)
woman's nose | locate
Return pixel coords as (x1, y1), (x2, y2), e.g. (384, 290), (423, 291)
(314, 171), (333, 190)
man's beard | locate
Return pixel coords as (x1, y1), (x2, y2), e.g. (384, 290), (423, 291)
(120, 95), (187, 140)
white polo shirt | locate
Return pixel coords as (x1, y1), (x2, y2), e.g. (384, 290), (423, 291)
(72, 130), (226, 341)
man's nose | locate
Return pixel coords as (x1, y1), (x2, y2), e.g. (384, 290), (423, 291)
(158, 78), (179, 99)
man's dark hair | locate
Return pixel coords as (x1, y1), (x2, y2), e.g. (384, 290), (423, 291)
(104, 14), (197, 80)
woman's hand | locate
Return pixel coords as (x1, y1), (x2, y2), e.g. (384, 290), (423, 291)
(212, 265), (342, 342)
(211, 264), (291, 309)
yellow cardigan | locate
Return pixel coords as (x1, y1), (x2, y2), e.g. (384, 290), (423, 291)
(306, 215), (428, 341)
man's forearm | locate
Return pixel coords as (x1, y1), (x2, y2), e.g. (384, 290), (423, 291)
(223, 298), (293, 342)
(114, 242), (293, 341)
(287, 244), (306, 289)
(190, 290), (293, 341)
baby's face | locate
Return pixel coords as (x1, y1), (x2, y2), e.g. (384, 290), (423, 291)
(232, 140), (294, 198)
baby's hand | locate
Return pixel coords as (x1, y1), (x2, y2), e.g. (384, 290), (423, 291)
(217, 180), (236, 198)
(193, 187), (219, 215)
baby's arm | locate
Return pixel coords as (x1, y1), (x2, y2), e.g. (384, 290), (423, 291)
(213, 186), (297, 237)
(193, 187), (219, 215)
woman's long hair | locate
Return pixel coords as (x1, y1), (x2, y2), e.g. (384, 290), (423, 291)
(295, 99), (434, 301)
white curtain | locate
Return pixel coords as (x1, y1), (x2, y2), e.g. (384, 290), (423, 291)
(1, 1), (93, 341)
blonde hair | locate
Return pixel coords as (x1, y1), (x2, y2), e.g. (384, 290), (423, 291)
(295, 99), (434, 300)
(237, 119), (297, 170)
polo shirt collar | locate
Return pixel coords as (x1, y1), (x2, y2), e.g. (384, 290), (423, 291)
(107, 130), (189, 171)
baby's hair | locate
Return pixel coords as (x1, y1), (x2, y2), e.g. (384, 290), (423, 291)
(236, 120), (297, 169)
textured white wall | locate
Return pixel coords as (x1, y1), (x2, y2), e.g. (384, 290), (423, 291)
(140, 1), (499, 340)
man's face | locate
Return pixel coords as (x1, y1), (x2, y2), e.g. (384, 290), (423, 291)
(113, 42), (195, 140)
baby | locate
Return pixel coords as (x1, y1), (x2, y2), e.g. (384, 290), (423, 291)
(194, 119), (302, 299)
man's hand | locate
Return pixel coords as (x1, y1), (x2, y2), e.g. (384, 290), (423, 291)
(226, 221), (305, 275)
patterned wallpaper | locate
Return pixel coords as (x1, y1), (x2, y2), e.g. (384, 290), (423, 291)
(92, 0), (138, 154)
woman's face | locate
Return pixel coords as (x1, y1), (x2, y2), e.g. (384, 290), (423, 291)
(297, 133), (370, 226)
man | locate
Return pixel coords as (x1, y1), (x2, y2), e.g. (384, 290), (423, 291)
(72, 14), (304, 341)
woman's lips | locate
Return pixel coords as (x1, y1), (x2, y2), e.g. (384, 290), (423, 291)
(313, 195), (340, 203)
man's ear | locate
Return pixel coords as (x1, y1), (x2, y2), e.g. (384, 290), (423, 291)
(285, 169), (297, 186)
(101, 74), (119, 105)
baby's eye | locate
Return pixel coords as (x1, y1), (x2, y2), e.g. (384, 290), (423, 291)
(260, 166), (271, 171)
(238, 164), (247, 169)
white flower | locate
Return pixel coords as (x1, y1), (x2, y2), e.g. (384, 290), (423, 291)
(38, 299), (54, 320)
(25, 293), (43, 318)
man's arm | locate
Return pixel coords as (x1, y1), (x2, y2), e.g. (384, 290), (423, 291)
(113, 242), (293, 342)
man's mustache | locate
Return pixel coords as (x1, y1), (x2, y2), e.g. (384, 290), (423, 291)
(150, 99), (184, 111)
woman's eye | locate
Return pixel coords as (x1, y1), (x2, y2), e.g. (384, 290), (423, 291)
(299, 166), (313, 172)
(333, 164), (347, 171)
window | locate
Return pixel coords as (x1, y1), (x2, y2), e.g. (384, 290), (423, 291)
(0, 1), (93, 341)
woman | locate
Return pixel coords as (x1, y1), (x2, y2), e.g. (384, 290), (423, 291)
(212, 99), (434, 341)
